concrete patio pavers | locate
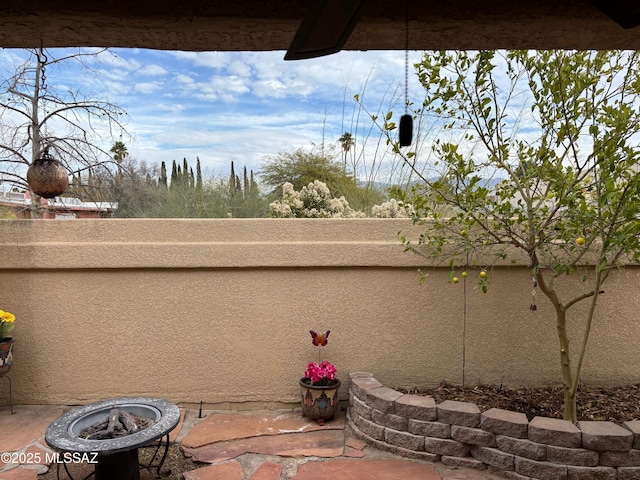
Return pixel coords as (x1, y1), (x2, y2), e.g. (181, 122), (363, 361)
(0, 406), (63, 455)
(184, 429), (346, 463)
(182, 411), (346, 463)
(0, 405), (503, 480)
(1, 469), (39, 480)
(0, 406), (63, 479)
(293, 458), (441, 479)
(182, 411), (344, 448)
(182, 461), (245, 480)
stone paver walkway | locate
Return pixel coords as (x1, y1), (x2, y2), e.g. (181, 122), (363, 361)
(0, 405), (502, 480)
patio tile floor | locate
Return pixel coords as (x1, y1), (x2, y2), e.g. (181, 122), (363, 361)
(0, 405), (502, 480)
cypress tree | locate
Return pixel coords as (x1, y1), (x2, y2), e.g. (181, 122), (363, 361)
(183, 158), (189, 186)
(160, 161), (168, 188)
(243, 166), (249, 199)
(171, 160), (178, 189)
(229, 161), (237, 197)
(196, 157), (203, 192)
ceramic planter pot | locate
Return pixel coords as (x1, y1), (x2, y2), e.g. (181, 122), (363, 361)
(299, 377), (340, 425)
(0, 338), (15, 376)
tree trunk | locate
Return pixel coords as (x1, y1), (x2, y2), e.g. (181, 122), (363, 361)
(556, 309), (577, 423)
(535, 263), (577, 423)
(563, 386), (577, 423)
(29, 48), (44, 216)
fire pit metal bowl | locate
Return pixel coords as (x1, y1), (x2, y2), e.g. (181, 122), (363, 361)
(45, 396), (180, 480)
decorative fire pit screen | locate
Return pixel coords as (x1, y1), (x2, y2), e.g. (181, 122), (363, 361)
(45, 397), (180, 480)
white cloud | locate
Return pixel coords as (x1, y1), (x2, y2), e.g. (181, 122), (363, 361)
(100, 78), (132, 96)
(97, 51), (142, 73)
(175, 73), (195, 85)
(137, 64), (168, 76)
(128, 126), (313, 174)
(154, 103), (186, 114)
(170, 51), (230, 69)
(198, 75), (251, 102)
(134, 82), (162, 94)
(226, 60), (252, 77)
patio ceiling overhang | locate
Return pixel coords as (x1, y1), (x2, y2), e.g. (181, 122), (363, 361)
(0, 0), (639, 52)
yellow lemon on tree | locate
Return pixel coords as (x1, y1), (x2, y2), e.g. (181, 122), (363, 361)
(461, 271), (468, 278)
(479, 271), (487, 279)
(452, 277), (459, 283)
(576, 237), (586, 246)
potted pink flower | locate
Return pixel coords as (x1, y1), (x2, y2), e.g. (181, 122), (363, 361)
(304, 360), (337, 386)
(300, 330), (341, 425)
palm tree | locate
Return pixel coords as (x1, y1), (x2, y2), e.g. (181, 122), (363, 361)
(110, 141), (128, 164)
(338, 132), (354, 174)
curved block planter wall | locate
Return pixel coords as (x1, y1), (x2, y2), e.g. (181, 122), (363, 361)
(348, 372), (640, 480)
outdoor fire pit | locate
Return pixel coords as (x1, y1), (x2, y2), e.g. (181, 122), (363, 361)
(45, 397), (180, 480)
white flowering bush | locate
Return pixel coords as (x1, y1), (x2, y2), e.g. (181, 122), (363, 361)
(371, 199), (415, 218)
(269, 181), (364, 218)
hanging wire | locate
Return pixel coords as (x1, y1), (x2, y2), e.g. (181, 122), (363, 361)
(38, 42), (48, 89)
(462, 253), (468, 387)
(398, 0), (413, 147)
(404, 0), (410, 114)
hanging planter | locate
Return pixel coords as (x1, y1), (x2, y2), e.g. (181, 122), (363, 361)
(27, 148), (69, 198)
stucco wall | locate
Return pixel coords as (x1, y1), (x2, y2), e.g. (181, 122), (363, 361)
(1, 219), (639, 408)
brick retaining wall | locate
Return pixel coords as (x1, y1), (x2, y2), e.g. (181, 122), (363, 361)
(347, 372), (640, 480)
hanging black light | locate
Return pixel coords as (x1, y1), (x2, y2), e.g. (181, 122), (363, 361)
(27, 148), (69, 198)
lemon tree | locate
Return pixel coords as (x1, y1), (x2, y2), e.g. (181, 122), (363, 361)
(393, 50), (640, 423)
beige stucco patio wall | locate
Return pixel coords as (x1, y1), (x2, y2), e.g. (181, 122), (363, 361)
(1, 218), (639, 408)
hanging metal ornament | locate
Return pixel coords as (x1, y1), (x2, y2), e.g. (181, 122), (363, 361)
(399, 0), (412, 147)
(27, 148), (69, 198)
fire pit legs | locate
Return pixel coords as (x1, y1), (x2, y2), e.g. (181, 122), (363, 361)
(55, 436), (171, 480)
(95, 450), (140, 480)
(140, 434), (171, 477)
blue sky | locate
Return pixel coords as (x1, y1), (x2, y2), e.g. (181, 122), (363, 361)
(0, 48), (426, 181)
